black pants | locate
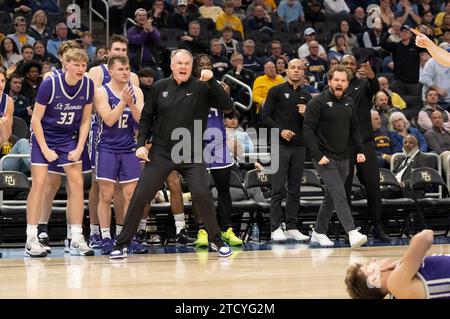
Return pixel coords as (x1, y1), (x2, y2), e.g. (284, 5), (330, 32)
(270, 145), (305, 231)
(345, 141), (382, 226)
(115, 151), (221, 248)
(210, 167), (232, 231)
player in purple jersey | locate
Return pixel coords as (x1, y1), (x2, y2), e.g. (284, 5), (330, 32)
(87, 35), (141, 248)
(346, 229), (450, 299)
(93, 56), (147, 255)
(0, 71), (14, 146)
(25, 48), (95, 258)
(192, 54), (242, 247)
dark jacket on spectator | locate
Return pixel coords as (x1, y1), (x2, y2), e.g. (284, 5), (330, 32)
(127, 25), (161, 71)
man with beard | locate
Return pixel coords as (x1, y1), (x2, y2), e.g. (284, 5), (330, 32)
(341, 55), (391, 243)
(303, 64), (368, 249)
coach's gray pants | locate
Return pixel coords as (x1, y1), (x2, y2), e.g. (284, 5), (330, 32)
(313, 157), (355, 234)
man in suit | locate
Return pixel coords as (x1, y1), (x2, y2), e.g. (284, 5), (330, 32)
(392, 134), (434, 198)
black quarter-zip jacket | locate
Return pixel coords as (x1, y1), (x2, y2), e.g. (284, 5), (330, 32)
(138, 76), (234, 160)
(303, 89), (363, 161)
(345, 76), (380, 144)
(261, 81), (312, 146)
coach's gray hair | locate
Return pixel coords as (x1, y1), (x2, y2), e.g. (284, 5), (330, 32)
(170, 49), (193, 62)
(389, 111), (410, 129)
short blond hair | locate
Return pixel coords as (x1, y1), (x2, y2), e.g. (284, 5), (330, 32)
(64, 48), (89, 63)
(31, 10), (47, 26)
(58, 40), (81, 57)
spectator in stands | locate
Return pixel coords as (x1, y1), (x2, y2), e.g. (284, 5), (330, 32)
(4, 0), (32, 15)
(225, 52), (255, 104)
(252, 60), (284, 113)
(298, 28), (327, 59)
(127, 8), (161, 73)
(216, 0), (244, 37)
(425, 110), (450, 154)
(387, 18), (403, 43)
(371, 110), (394, 168)
(302, 0), (324, 23)
(178, 20), (209, 55)
(266, 40), (289, 63)
(46, 22), (69, 60)
(372, 90), (400, 131)
(27, 10), (53, 45)
(362, 18), (384, 51)
(108, 0), (127, 34)
(199, 0), (224, 22)
(380, 0), (395, 26)
(121, 0), (153, 24)
(232, 0), (246, 20)
(420, 50), (450, 110)
(323, 0), (349, 15)
(137, 67), (155, 100)
(81, 32), (96, 63)
(275, 56), (287, 79)
(261, 58), (312, 242)
(219, 26), (240, 60)
(381, 24), (423, 96)
(89, 46), (107, 68)
(9, 73), (31, 125)
(40, 60), (51, 75)
(305, 40), (327, 90)
(437, 2), (450, 26)
(16, 44), (34, 77)
(246, 5), (274, 32)
(390, 111), (428, 153)
(30, 0), (60, 13)
(322, 57), (339, 85)
(395, 0), (421, 27)
(210, 38), (230, 79)
(32, 41), (57, 65)
(1, 135), (31, 174)
(349, 7), (367, 35)
(246, 0), (273, 19)
(378, 76), (407, 110)
(8, 16), (36, 52)
(186, 0), (200, 17)
(1, 38), (23, 70)
(224, 109), (254, 153)
(149, 0), (170, 29)
(391, 134), (433, 198)
(328, 33), (351, 61)
(171, 0), (195, 31)
(20, 61), (42, 105)
(418, 88), (450, 132)
(332, 19), (359, 51)
(277, 0), (305, 25)
(418, 0), (439, 17)
(0, 69), (14, 146)
(242, 39), (263, 74)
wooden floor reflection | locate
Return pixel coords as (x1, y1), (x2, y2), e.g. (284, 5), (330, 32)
(1, 244), (450, 299)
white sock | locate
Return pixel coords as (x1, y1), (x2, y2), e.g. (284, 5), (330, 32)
(67, 224), (72, 239)
(90, 224), (100, 236)
(101, 227), (111, 239)
(138, 219), (147, 231)
(174, 213), (185, 234)
(26, 224), (38, 241)
(71, 225), (83, 242)
(116, 225), (123, 237)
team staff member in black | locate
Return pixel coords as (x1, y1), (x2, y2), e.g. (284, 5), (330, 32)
(341, 55), (391, 242)
(303, 64), (368, 249)
(110, 49), (234, 258)
(261, 59), (311, 242)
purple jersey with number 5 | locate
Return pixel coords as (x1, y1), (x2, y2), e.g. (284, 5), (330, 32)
(97, 84), (137, 153)
(35, 72), (94, 147)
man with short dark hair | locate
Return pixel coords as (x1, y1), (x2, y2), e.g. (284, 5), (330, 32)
(303, 65), (367, 248)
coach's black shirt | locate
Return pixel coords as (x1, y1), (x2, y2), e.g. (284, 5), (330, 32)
(261, 81), (312, 146)
(138, 76), (234, 160)
(303, 89), (363, 161)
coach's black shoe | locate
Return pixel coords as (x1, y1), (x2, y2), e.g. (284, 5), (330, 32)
(373, 226), (391, 243)
(176, 229), (196, 246)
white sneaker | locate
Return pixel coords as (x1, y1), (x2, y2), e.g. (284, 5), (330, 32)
(310, 230), (334, 247)
(271, 227), (287, 241)
(70, 237), (95, 256)
(285, 229), (310, 241)
(24, 237), (48, 258)
(348, 227), (368, 248)
(64, 238), (71, 253)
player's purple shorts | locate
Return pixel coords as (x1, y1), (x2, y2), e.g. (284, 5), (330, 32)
(48, 144), (92, 175)
(96, 150), (141, 183)
(31, 134), (84, 169)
